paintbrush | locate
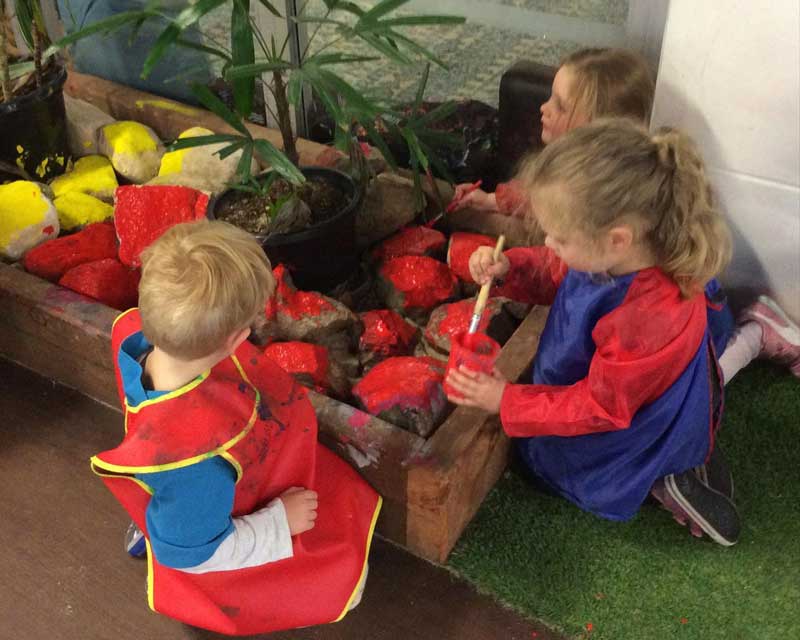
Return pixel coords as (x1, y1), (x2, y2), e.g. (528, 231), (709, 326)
(424, 179), (482, 228)
(468, 234), (506, 334)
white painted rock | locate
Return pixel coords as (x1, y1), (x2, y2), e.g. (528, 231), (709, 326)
(0, 181), (60, 261)
(64, 95), (116, 157)
(50, 155), (119, 202)
(97, 121), (165, 184)
(155, 126), (258, 196)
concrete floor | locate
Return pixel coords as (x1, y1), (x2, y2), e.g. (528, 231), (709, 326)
(0, 358), (562, 640)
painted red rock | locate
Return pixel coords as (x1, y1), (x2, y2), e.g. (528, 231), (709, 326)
(376, 255), (458, 322)
(22, 221), (117, 282)
(263, 341), (349, 397)
(359, 309), (418, 357)
(352, 356), (448, 437)
(372, 225), (446, 261)
(114, 185), (209, 267)
(446, 231), (495, 282)
(58, 257), (140, 310)
(422, 297), (519, 359)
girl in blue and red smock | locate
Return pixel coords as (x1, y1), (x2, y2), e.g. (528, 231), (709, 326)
(445, 119), (742, 545)
(91, 220), (381, 635)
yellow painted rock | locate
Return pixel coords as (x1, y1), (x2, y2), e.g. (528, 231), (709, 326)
(0, 181), (60, 261)
(156, 126), (258, 196)
(50, 155), (119, 201)
(54, 192), (115, 230)
(98, 121), (165, 184)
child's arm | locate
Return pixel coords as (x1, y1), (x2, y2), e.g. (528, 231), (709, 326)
(470, 245), (566, 306)
(500, 288), (707, 438)
(494, 180), (528, 217)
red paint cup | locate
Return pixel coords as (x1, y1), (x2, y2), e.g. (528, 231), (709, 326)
(443, 331), (501, 399)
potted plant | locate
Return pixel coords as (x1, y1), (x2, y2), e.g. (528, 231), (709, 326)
(60, 0), (465, 290)
(1, 0), (70, 182)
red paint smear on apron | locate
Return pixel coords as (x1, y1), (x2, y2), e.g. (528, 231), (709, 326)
(353, 356), (445, 414)
(447, 231), (495, 282)
(373, 225), (446, 261)
(359, 309), (417, 356)
(381, 255), (457, 310)
(263, 341), (330, 387)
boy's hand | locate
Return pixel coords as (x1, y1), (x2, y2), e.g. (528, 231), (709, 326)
(445, 366), (507, 413)
(450, 186), (496, 212)
(279, 487), (318, 536)
(469, 246), (510, 285)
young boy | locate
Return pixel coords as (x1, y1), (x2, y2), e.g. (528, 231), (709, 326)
(92, 220), (381, 635)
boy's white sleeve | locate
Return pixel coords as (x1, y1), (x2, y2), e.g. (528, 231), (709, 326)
(179, 498), (293, 574)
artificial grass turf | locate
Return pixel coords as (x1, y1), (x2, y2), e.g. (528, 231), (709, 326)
(448, 363), (800, 640)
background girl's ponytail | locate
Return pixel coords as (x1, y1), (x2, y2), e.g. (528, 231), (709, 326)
(520, 119), (732, 297)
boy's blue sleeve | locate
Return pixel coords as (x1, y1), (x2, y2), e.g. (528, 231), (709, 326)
(137, 457), (237, 569)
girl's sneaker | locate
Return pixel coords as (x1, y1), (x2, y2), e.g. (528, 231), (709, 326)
(125, 522), (147, 558)
(742, 296), (800, 377)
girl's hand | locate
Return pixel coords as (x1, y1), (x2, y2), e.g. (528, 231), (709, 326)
(450, 186), (496, 212)
(469, 246), (510, 285)
(445, 366), (508, 413)
(279, 487), (318, 535)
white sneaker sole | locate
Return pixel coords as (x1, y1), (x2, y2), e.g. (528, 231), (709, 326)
(664, 475), (738, 547)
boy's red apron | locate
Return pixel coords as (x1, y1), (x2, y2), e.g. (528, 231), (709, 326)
(92, 309), (381, 636)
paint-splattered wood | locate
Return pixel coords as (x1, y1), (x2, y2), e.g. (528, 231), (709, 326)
(63, 71), (329, 167)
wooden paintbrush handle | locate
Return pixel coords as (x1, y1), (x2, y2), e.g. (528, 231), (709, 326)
(469, 235), (506, 333)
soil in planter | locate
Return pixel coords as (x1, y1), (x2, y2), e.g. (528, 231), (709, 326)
(215, 176), (346, 237)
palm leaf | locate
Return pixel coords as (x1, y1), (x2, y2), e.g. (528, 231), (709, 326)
(190, 83), (251, 136)
(253, 139), (306, 184)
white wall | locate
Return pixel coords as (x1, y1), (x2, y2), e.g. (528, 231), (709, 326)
(651, 0), (800, 321)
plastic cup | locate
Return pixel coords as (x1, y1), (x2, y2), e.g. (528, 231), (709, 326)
(443, 331), (502, 399)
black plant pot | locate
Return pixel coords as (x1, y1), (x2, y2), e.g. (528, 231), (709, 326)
(210, 166), (363, 293)
(0, 65), (70, 182)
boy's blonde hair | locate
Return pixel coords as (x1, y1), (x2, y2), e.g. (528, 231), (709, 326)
(562, 47), (655, 125)
(521, 118), (732, 297)
(139, 220), (274, 359)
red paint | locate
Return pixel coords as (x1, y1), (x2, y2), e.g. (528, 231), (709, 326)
(263, 341), (331, 388)
(268, 263), (334, 319)
(680, 618), (688, 624)
(23, 221), (117, 282)
(442, 332), (501, 399)
(359, 309), (417, 356)
(42, 225), (55, 235)
(114, 185), (209, 267)
(426, 298), (500, 347)
(58, 257), (140, 310)
(353, 356), (445, 414)
(447, 231), (495, 282)
(348, 411), (371, 430)
(373, 225), (446, 261)
(585, 623), (593, 632)
(380, 255), (457, 310)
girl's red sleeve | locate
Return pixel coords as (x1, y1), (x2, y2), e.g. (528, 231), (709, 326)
(491, 246), (567, 306)
(494, 180), (527, 216)
(499, 273), (708, 438)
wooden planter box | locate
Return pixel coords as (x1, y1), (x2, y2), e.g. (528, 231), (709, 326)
(0, 73), (547, 563)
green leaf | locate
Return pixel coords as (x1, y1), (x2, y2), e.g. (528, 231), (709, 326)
(14, 1), (35, 49)
(356, 33), (412, 65)
(389, 32), (449, 69)
(167, 134), (241, 152)
(224, 61), (293, 80)
(173, 0), (228, 30)
(414, 63), (429, 111)
(236, 142), (255, 181)
(419, 139), (455, 184)
(413, 101), (458, 128)
(231, 0), (256, 118)
(217, 139), (249, 160)
(361, 121), (398, 171)
(324, 1), (364, 17)
(360, 0), (411, 23)
(253, 139), (305, 185)
(304, 53), (380, 66)
(141, 24), (181, 78)
(175, 37), (232, 62)
(254, 0), (282, 18)
(55, 11), (152, 48)
(287, 70), (304, 106)
(190, 83), (251, 136)
(401, 128), (429, 171)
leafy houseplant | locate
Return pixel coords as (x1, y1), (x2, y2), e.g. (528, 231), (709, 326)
(1, 0), (70, 181)
(61, 0), (465, 288)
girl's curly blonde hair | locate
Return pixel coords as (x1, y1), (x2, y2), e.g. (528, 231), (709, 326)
(520, 119), (732, 297)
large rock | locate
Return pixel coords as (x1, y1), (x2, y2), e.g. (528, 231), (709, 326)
(356, 172), (420, 249)
(64, 95), (116, 158)
(352, 356), (448, 437)
(443, 207), (534, 248)
(0, 181), (59, 261)
(155, 126), (258, 196)
(263, 341), (350, 397)
(114, 185), (209, 268)
(446, 231), (495, 282)
(358, 309), (419, 370)
(50, 155), (119, 202)
(22, 221), (117, 282)
(372, 225), (446, 262)
(58, 257), (140, 311)
(98, 121), (165, 184)
(53, 192), (114, 231)
(376, 255), (459, 323)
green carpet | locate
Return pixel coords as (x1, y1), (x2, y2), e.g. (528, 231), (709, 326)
(448, 363), (800, 639)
